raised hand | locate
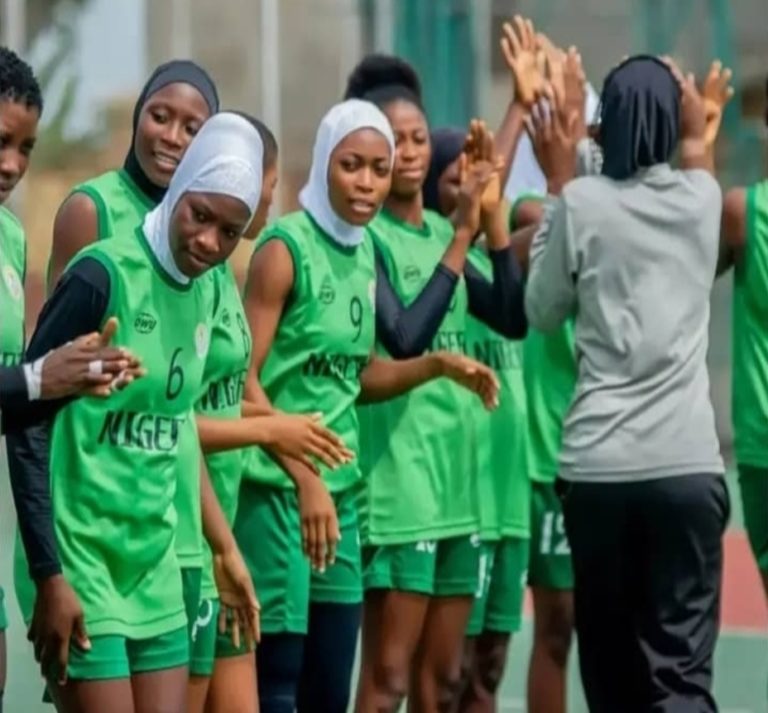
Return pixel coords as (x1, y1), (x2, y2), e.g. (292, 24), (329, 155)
(701, 60), (734, 146)
(501, 16), (546, 109)
(562, 46), (588, 138)
(525, 86), (580, 195)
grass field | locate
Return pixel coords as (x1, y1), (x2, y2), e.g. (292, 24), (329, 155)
(1, 460), (765, 711)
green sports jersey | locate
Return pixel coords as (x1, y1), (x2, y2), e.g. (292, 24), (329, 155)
(49, 171), (203, 567)
(74, 169), (154, 242)
(733, 180), (768, 467)
(198, 262), (252, 599)
(466, 247), (530, 540)
(0, 207), (26, 367)
(522, 323), (577, 483)
(46, 169), (154, 288)
(357, 208), (477, 545)
(47, 229), (214, 639)
(243, 211), (376, 491)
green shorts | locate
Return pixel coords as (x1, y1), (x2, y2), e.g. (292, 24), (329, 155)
(233, 481), (362, 635)
(181, 567), (203, 640)
(467, 538), (529, 636)
(528, 481), (573, 590)
(189, 597), (220, 677)
(0, 587), (7, 631)
(363, 534), (482, 596)
(738, 465), (768, 572)
(67, 626), (188, 680)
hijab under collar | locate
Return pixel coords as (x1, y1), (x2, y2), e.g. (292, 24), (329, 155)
(124, 60), (219, 204)
(142, 112), (263, 284)
(299, 99), (395, 247)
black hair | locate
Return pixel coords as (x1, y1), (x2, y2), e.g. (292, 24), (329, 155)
(230, 111), (278, 170)
(0, 47), (43, 113)
(344, 54), (423, 112)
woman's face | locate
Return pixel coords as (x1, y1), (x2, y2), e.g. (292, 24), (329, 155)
(327, 128), (392, 226)
(245, 161), (279, 240)
(0, 99), (39, 205)
(134, 82), (211, 188)
(436, 157), (462, 217)
(382, 99), (431, 199)
(170, 192), (251, 278)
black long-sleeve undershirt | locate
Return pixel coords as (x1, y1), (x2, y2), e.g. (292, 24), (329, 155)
(374, 244), (527, 359)
(6, 257), (110, 581)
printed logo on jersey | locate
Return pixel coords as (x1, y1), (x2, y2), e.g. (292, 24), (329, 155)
(403, 265), (421, 283)
(195, 323), (210, 359)
(134, 312), (157, 334)
(2, 266), (22, 301)
(319, 276), (336, 305)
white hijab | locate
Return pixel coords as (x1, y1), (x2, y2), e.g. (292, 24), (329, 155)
(143, 112), (264, 283)
(299, 99), (395, 247)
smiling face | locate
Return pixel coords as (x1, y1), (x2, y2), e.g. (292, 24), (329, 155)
(169, 191), (252, 278)
(133, 82), (212, 188)
(326, 127), (392, 226)
(382, 98), (431, 199)
(0, 99), (39, 204)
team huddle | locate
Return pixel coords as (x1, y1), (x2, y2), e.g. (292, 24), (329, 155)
(0, 12), (764, 713)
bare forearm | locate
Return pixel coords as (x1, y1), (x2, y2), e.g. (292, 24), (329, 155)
(241, 400), (273, 418)
(495, 102), (528, 187)
(197, 414), (280, 454)
(244, 371), (314, 487)
(681, 139), (715, 174)
(484, 209), (511, 251)
(358, 354), (441, 404)
(440, 228), (474, 275)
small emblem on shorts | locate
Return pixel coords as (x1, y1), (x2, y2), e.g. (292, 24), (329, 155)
(191, 599), (214, 643)
(3, 266), (21, 301)
(134, 312), (157, 334)
(220, 308), (231, 327)
(195, 323), (210, 358)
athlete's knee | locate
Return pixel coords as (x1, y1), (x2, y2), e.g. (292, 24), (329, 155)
(537, 621), (573, 668)
(435, 669), (464, 713)
(371, 659), (409, 707)
(473, 638), (508, 695)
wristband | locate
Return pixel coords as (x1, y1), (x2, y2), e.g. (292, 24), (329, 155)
(23, 356), (45, 401)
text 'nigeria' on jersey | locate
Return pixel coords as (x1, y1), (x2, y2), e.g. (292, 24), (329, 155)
(302, 353), (369, 380)
(197, 370), (247, 412)
(98, 409), (188, 452)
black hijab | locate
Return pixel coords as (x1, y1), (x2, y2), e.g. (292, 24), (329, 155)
(423, 127), (465, 213)
(123, 60), (219, 203)
(599, 55), (681, 181)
